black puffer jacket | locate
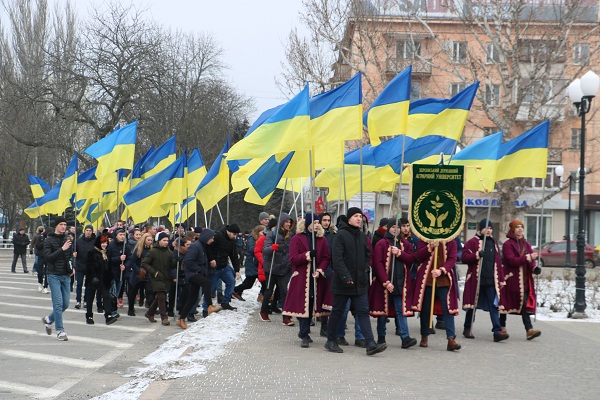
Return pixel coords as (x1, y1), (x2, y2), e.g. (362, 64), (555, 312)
(75, 234), (96, 272)
(44, 232), (73, 275)
(86, 237), (113, 290)
(209, 225), (241, 272)
(263, 213), (295, 276)
(331, 220), (371, 295)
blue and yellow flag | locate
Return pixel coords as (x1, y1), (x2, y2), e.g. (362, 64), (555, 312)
(249, 152), (295, 199)
(55, 153), (78, 212)
(364, 66), (411, 146)
(187, 148), (207, 194)
(84, 121), (137, 178)
(24, 181), (62, 217)
(142, 136), (176, 179)
(196, 136), (230, 210)
(123, 155), (186, 223)
(226, 85), (310, 160)
(129, 145), (154, 190)
(407, 82), (479, 140)
(495, 120), (550, 181)
(450, 131), (503, 191)
(310, 73), (362, 143)
(27, 174), (50, 199)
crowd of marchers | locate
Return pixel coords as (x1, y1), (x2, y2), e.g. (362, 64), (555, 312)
(22, 210), (541, 353)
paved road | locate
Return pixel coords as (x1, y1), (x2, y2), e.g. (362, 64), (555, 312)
(1, 257), (599, 399)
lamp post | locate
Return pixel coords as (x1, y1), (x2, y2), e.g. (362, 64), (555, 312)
(567, 71), (600, 319)
(554, 165), (575, 268)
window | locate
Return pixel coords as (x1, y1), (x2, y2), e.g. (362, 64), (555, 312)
(396, 40), (421, 60)
(521, 78), (566, 104)
(571, 128), (581, 149)
(450, 82), (466, 97)
(574, 43), (590, 65)
(451, 41), (467, 63)
(525, 214), (551, 247)
(486, 43), (500, 63)
(485, 84), (500, 106)
(524, 166), (562, 190)
(519, 39), (565, 63)
(410, 81), (421, 100)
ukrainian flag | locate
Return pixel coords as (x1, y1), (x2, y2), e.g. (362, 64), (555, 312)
(84, 121), (137, 178)
(141, 135), (176, 179)
(187, 148), (207, 192)
(450, 131), (503, 191)
(27, 174), (50, 199)
(495, 120), (550, 181)
(123, 155), (186, 223)
(364, 66), (411, 146)
(407, 82), (479, 140)
(249, 152), (295, 199)
(55, 153), (78, 212)
(129, 145), (154, 190)
(24, 181), (62, 217)
(310, 72), (362, 143)
(196, 137), (230, 211)
(226, 85), (310, 160)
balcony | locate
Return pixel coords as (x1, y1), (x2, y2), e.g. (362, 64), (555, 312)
(386, 58), (432, 76)
(516, 103), (565, 122)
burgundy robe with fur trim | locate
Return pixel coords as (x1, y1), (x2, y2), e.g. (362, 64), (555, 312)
(461, 235), (505, 311)
(369, 237), (415, 317)
(411, 240), (459, 315)
(500, 231), (537, 315)
(283, 228), (332, 318)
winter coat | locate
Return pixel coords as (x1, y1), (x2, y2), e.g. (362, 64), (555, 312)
(330, 220), (371, 296)
(12, 232), (30, 254)
(461, 234), (505, 312)
(283, 224), (332, 318)
(263, 214), (295, 276)
(411, 240), (459, 315)
(75, 234), (96, 272)
(32, 233), (46, 258)
(44, 232), (73, 276)
(86, 241), (114, 290)
(254, 233), (267, 282)
(209, 225), (241, 272)
(369, 235), (415, 317)
(501, 231), (538, 315)
(142, 243), (176, 293)
(127, 246), (151, 286)
(243, 235), (258, 277)
(107, 240), (127, 282)
(183, 230), (213, 280)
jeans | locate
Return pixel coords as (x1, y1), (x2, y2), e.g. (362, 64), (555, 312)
(203, 267), (235, 310)
(464, 285), (501, 334)
(328, 293), (374, 342)
(419, 285), (456, 339)
(75, 270), (85, 303)
(336, 298), (364, 340)
(11, 252), (27, 272)
(47, 274), (71, 332)
(375, 295), (411, 339)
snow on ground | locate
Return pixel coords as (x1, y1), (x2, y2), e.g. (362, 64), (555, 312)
(92, 285), (262, 400)
(94, 273), (600, 399)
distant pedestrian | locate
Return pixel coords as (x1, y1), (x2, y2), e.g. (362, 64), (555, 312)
(12, 228), (30, 273)
(143, 232), (176, 326)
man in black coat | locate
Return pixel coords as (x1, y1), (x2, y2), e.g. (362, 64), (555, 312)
(74, 225), (96, 309)
(205, 224), (242, 311)
(325, 207), (387, 356)
(12, 228), (30, 273)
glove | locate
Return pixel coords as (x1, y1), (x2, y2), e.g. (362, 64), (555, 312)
(309, 249), (317, 259)
(344, 279), (355, 287)
(533, 266), (542, 275)
(478, 251), (484, 258)
(271, 244), (279, 251)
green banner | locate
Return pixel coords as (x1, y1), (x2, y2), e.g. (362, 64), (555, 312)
(409, 164), (465, 243)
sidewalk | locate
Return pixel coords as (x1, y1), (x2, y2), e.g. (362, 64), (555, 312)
(160, 298), (600, 400)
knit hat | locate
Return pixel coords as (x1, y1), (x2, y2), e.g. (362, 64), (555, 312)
(268, 218), (278, 230)
(386, 218), (398, 230)
(259, 212), (270, 222)
(193, 226), (202, 234)
(379, 217), (389, 227)
(227, 223), (241, 234)
(54, 216), (67, 226)
(509, 219), (524, 231)
(479, 218), (493, 231)
(157, 232), (169, 242)
(347, 207), (364, 219)
(304, 213), (319, 227)
(85, 224), (94, 231)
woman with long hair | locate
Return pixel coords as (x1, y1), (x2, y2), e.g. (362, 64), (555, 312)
(126, 233), (154, 317)
(85, 234), (118, 325)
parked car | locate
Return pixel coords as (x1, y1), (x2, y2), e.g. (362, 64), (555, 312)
(538, 241), (595, 269)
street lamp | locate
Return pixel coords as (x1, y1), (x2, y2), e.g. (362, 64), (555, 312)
(554, 165), (576, 268)
(566, 71), (600, 319)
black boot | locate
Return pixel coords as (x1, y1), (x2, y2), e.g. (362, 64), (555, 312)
(86, 314), (94, 325)
(320, 316), (328, 337)
(377, 335), (386, 344)
(366, 340), (387, 356)
(324, 340), (344, 353)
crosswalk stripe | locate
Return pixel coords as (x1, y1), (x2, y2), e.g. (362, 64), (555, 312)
(0, 312), (155, 333)
(0, 349), (104, 368)
(0, 379), (61, 399)
(0, 327), (133, 348)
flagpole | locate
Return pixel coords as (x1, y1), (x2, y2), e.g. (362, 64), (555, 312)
(215, 203), (225, 226)
(300, 178), (305, 216)
(226, 174), (230, 225)
(309, 149), (318, 319)
(359, 140), (364, 212)
(342, 163), (348, 215)
(73, 171), (78, 254)
(267, 179), (288, 291)
(290, 179), (298, 221)
(337, 167), (342, 218)
(173, 201), (183, 323)
(535, 178), (546, 322)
